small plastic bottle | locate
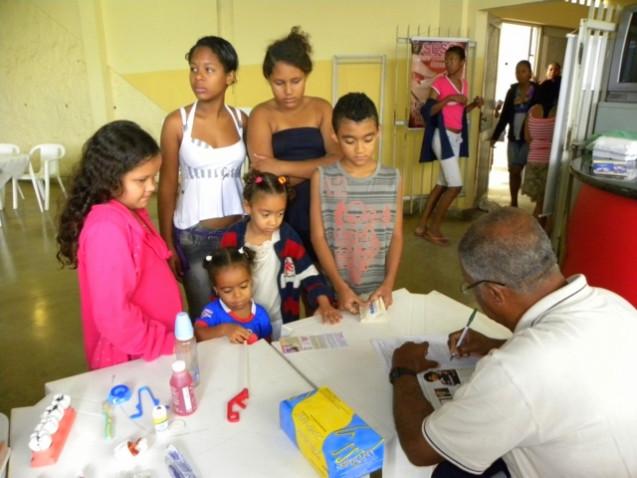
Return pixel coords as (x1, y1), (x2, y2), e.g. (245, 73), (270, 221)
(169, 360), (198, 416)
(174, 311), (200, 386)
(152, 404), (169, 432)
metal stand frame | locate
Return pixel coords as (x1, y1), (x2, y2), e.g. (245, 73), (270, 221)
(391, 27), (476, 214)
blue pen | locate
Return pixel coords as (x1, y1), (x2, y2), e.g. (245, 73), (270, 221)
(450, 308), (478, 360)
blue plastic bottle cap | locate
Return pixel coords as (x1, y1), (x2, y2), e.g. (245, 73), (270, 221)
(108, 384), (132, 405)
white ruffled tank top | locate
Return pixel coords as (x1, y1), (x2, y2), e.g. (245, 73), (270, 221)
(173, 102), (246, 229)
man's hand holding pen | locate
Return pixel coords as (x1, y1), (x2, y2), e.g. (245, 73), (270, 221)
(448, 328), (506, 359)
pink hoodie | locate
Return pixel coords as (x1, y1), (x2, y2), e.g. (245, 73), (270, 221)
(78, 200), (181, 369)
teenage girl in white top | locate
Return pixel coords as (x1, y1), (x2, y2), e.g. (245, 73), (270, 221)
(159, 36), (248, 319)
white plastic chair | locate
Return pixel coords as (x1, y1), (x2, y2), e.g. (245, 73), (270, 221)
(0, 144), (20, 209)
(0, 144), (19, 155)
(0, 143), (32, 212)
(20, 144), (67, 211)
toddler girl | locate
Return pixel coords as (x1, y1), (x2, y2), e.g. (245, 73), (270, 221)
(57, 121), (182, 370)
(221, 171), (340, 339)
(195, 247), (272, 343)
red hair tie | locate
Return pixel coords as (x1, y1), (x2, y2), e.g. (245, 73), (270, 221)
(255, 176), (264, 184)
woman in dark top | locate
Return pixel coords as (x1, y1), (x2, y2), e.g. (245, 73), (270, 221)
(247, 26), (341, 258)
(490, 60), (537, 207)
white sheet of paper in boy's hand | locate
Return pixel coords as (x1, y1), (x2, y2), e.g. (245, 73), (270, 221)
(371, 336), (478, 373)
(360, 297), (388, 323)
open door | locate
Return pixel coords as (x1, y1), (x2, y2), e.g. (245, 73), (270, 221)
(536, 26), (571, 83)
(473, 15), (501, 208)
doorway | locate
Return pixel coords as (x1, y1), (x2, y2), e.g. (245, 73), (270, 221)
(477, 19), (570, 211)
(489, 22), (539, 210)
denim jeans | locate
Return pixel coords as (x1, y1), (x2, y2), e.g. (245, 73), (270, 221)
(174, 224), (226, 320)
(507, 140), (529, 169)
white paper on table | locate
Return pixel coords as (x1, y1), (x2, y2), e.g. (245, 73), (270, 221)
(371, 336), (478, 373)
(373, 336), (478, 410)
(279, 332), (348, 354)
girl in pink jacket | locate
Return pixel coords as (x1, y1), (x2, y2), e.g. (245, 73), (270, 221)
(57, 121), (182, 370)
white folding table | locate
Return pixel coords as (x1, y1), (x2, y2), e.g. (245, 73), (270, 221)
(8, 290), (511, 477)
(10, 339), (316, 477)
(273, 289), (511, 477)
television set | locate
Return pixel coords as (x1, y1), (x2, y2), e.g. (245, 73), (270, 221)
(607, 4), (637, 102)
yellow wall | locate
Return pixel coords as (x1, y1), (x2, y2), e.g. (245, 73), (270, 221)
(606, 0), (637, 6)
(0, 0), (94, 172)
(101, 0), (220, 73)
(2, 0), (443, 180)
(2, 0), (592, 203)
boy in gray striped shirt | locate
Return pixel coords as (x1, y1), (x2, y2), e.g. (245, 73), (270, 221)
(310, 93), (404, 314)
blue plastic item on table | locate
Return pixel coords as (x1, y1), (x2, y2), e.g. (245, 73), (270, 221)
(108, 385), (132, 405)
(130, 386), (161, 420)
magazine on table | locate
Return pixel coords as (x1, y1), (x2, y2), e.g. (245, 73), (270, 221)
(372, 336), (478, 409)
(416, 366), (474, 408)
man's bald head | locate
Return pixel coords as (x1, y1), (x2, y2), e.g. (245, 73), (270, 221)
(458, 208), (558, 293)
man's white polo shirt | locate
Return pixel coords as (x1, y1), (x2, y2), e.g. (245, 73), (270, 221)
(423, 274), (637, 477)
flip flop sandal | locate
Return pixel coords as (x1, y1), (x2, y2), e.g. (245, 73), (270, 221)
(424, 231), (450, 246)
(414, 227), (427, 238)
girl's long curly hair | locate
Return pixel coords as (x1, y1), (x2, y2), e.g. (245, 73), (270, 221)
(56, 120), (160, 268)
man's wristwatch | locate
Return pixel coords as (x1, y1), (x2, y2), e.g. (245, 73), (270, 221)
(389, 366), (417, 385)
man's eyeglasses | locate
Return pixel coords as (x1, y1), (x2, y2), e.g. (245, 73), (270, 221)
(461, 280), (507, 295)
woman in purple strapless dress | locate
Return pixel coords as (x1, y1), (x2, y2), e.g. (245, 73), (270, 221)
(247, 26), (341, 259)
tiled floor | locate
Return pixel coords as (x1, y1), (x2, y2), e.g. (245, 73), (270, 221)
(488, 142), (534, 209)
(0, 172), (529, 416)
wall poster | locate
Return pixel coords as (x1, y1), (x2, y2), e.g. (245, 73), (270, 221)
(409, 38), (469, 128)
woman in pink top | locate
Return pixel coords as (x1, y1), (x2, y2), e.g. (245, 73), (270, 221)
(415, 46), (483, 245)
(57, 121), (182, 370)
(523, 81), (557, 224)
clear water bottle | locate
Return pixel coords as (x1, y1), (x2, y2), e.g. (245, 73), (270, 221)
(174, 312), (200, 386)
(169, 360), (197, 416)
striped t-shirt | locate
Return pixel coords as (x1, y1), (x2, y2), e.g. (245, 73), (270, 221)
(527, 115), (555, 165)
(318, 162), (399, 296)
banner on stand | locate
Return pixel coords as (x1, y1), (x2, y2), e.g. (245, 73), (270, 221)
(409, 38), (468, 128)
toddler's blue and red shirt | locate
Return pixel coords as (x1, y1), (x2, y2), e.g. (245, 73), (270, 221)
(195, 299), (272, 340)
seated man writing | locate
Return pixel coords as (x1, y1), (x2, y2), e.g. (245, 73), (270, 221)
(392, 208), (637, 478)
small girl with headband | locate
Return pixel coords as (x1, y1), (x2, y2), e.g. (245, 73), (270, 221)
(195, 247), (272, 343)
(220, 171), (340, 339)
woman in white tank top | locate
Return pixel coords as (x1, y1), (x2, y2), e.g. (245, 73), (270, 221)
(159, 36), (248, 320)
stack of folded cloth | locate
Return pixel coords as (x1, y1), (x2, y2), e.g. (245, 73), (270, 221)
(591, 136), (637, 180)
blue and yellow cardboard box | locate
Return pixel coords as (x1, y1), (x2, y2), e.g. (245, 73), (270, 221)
(280, 387), (384, 478)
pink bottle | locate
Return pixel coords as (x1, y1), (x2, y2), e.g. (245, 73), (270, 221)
(169, 360), (198, 416)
